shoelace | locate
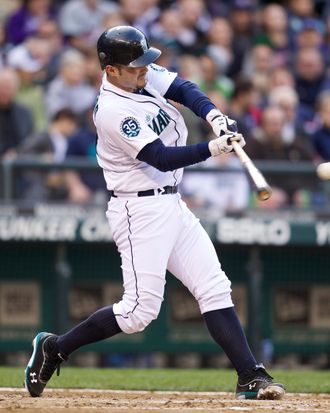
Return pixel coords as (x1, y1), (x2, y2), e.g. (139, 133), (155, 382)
(238, 366), (273, 385)
(40, 353), (64, 382)
(253, 367), (273, 380)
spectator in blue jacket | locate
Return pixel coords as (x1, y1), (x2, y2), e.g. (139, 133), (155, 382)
(64, 107), (107, 204)
(294, 47), (330, 123)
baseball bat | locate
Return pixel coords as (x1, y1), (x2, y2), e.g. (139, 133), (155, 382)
(232, 140), (272, 201)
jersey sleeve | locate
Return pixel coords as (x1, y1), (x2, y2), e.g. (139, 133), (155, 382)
(96, 105), (159, 159)
(146, 64), (177, 96)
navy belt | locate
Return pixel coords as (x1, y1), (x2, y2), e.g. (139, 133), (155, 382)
(110, 185), (178, 198)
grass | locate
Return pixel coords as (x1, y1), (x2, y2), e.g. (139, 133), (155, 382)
(1, 367), (330, 393)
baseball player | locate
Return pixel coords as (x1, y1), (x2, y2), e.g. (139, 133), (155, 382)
(25, 26), (285, 400)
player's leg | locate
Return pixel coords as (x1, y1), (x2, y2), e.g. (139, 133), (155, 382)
(167, 200), (256, 372)
(25, 308), (121, 397)
(167, 198), (284, 400)
(108, 195), (182, 334)
(25, 195), (181, 396)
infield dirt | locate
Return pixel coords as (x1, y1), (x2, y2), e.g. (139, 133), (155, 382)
(1, 388), (330, 413)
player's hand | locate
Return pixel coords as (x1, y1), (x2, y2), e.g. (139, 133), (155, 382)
(208, 132), (246, 156)
(206, 109), (238, 137)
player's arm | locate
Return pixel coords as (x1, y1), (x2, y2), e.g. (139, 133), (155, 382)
(164, 76), (238, 136)
(137, 139), (210, 172)
(137, 133), (245, 172)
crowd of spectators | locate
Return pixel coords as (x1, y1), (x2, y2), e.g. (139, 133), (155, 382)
(0, 0), (330, 210)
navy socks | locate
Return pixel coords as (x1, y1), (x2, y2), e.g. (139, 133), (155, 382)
(56, 305), (122, 356)
(203, 307), (257, 375)
(55, 303), (256, 374)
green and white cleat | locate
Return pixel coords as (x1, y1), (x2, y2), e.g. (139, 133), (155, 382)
(25, 332), (67, 397)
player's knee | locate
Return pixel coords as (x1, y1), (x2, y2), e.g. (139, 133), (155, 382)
(116, 294), (163, 334)
(196, 278), (233, 314)
(131, 306), (161, 333)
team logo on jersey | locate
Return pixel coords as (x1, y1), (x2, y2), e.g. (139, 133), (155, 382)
(120, 117), (141, 138)
(147, 108), (171, 136)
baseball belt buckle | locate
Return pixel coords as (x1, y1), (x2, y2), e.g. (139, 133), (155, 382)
(158, 187), (166, 195)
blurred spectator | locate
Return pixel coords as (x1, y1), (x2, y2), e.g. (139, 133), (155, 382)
(248, 105), (315, 161)
(287, 0), (315, 35)
(84, 49), (103, 89)
(268, 85), (316, 148)
(312, 91), (330, 161)
(5, 0), (55, 45)
(228, 0), (257, 78)
(64, 108), (107, 205)
(170, 0), (211, 55)
(119, 0), (144, 26)
(36, 19), (64, 83)
(101, 10), (127, 32)
(149, 8), (187, 56)
(133, 0), (161, 37)
(58, 0), (119, 52)
(268, 65), (295, 91)
(242, 43), (275, 97)
(180, 153), (250, 212)
(19, 108), (77, 161)
(7, 35), (51, 132)
(177, 54), (201, 80)
(7, 34), (51, 80)
(257, 3), (290, 67)
(0, 67), (34, 158)
(294, 47), (330, 123)
(293, 18), (326, 52)
(44, 48), (97, 121)
(195, 54), (233, 99)
(18, 108), (78, 200)
(228, 77), (261, 141)
(206, 17), (233, 75)
(246, 106), (315, 206)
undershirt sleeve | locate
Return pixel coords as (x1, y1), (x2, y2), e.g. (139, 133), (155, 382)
(137, 138), (211, 172)
(164, 76), (216, 119)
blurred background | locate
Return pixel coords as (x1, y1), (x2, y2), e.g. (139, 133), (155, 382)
(0, 0), (330, 371)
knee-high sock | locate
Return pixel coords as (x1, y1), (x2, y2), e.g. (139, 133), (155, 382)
(203, 307), (256, 375)
(56, 305), (122, 356)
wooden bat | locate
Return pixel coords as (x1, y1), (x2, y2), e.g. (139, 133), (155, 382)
(232, 140), (272, 201)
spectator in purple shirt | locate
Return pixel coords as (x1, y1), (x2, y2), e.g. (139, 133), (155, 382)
(5, 0), (55, 45)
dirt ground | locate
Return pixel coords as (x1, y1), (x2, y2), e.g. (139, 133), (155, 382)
(0, 388), (330, 413)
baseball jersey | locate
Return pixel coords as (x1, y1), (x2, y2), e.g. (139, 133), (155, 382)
(93, 64), (188, 192)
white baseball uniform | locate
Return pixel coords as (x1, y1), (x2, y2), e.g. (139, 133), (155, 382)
(94, 64), (233, 334)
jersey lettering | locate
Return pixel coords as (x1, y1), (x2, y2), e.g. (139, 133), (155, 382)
(148, 109), (171, 136)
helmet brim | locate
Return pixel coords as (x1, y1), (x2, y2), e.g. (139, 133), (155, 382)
(128, 47), (162, 67)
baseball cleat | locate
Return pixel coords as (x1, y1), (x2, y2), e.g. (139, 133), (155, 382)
(236, 364), (285, 400)
(25, 332), (67, 397)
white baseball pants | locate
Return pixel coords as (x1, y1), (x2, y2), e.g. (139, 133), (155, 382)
(106, 193), (233, 334)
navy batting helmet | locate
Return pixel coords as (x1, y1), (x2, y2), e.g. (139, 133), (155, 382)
(97, 26), (161, 70)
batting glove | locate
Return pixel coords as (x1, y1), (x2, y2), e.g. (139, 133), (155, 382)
(208, 132), (246, 156)
(206, 109), (238, 137)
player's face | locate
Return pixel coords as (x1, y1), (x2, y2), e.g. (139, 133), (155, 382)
(107, 64), (148, 92)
